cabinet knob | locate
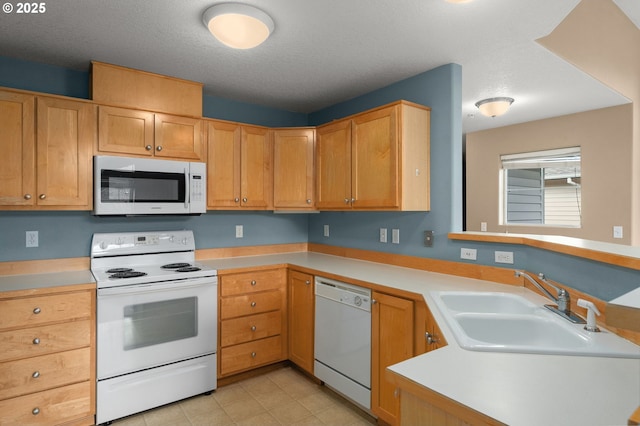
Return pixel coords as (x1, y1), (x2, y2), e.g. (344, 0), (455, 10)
(306, 199), (312, 204)
(24, 194), (32, 200)
(251, 280), (257, 286)
(32, 408), (40, 415)
(426, 332), (439, 345)
(344, 198), (350, 204)
(242, 197), (248, 203)
(145, 145), (152, 151)
(251, 325), (257, 331)
(305, 280), (310, 285)
(32, 337), (40, 345)
(156, 146), (163, 151)
(251, 301), (256, 307)
(32, 371), (40, 379)
(251, 352), (257, 358)
(234, 197), (240, 203)
(39, 194), (46, 200)
(33, 307), (41, 314)
(351, 198), (355, 203)
(372, 299), (377, 305)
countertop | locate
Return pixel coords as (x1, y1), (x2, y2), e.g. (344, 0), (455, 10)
(2, 251), (638, 425)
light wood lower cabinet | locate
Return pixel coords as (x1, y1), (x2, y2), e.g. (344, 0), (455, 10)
(218, 268), (287, 377)
(0, 286), (95, 426)
(287, 270), (314, 374)
(371, 291), (415, 425)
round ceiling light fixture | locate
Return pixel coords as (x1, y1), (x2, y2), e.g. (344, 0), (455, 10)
(475, 97), (514, 117)
(202, 3), (274, 49)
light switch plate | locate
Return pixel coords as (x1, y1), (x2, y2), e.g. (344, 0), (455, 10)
(392, 229), (400, 244)
(26, 231), (38, 248)
(379, 228), (388, 243)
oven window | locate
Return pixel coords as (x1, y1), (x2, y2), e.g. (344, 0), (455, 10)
(100, 170), (186, 203)
(123, 297), (197, 350)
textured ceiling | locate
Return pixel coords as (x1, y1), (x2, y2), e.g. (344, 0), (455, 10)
(0, 0), (637, 133)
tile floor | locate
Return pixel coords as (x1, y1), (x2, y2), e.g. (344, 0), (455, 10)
(111, 366), (377, 426)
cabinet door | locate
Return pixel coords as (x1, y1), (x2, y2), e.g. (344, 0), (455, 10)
(0, 91), (35, 206)
(352, 105), (399, 209)
(273, 128), (315, 209)
(206, 120), (241, 208)
(372, 291), (414, 425)
(288, 270), (314, 374)
(240, 125), (272, 209)
(36, 97), (94, 208)
(98, 106), (154, 156)
(154, 113), (205, 160)
(316, 119), (352, 209)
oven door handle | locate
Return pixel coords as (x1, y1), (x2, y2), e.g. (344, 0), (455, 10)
(185, 167), (190, 209)
(98, 278), (217, 297)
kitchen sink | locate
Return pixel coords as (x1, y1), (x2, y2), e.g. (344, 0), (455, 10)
(431, 291), (640, 358)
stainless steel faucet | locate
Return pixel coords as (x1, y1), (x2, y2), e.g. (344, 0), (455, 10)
(514, 270), (585, 324)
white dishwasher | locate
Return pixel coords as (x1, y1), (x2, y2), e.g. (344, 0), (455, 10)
(314, 276), (372, 410)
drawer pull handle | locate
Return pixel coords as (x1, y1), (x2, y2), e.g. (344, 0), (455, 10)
(251, 302), (256, 307)
(33, 307), (41, 314)
(251, 352), (256, 358)
(251, 280), (257, 286)
(32, 338), (40, 345)
(32, 407), (40, 415)
(251, 325), (257, 331)
(32, 371), (40, 379)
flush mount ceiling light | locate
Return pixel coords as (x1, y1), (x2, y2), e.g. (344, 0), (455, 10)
(202, 3), (274, 49)
(475, 97), (514, 117)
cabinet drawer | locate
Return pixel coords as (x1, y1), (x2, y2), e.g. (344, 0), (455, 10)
(220, 269), (285, 296)
(220, 291), (282, 320)
(0, 381), (91, 426)
(0, 347), (91, 400)
(0, 319), (91, 363)
(220, 311), (281, 347)
(220, 335), (284, 376)
(0, 292), (92, 331)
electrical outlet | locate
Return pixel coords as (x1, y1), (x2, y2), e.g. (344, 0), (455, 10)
(26, 231), (39, 248)
(613, 226), (623, 239)
(379, 228), (388, 243)
(495, 251), (514, 264)
(323, 224), (330, 237)
(424, 230), (434, 247)
(481, 222), (487, 232)
(235, 225), (243, 238)
(392, 229), (400, 244)
(460, 248), (477, 260)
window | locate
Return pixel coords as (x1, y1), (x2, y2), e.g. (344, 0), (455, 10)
(501, 147), (581, 227)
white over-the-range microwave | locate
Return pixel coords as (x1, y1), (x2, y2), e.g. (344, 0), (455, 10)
(93, 155), (206, 215)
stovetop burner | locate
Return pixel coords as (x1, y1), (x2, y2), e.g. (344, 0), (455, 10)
(161, 263), (192, 269)
(176, 266), (202, 273)
(109, 271), (148, 279)
(107, 267), (133, 273)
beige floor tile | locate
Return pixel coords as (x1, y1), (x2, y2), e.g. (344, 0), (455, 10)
(314, 403), (363, 426)
(234, 411), (280, 426)
(223, 396), (268, 422)
(213, 382), (253, 407)
(111, 413), (147, 425)
(289, 414), (327, 426)
(143, 403), (190, 426)
(186, 409), (235, 426)
(179, 393), (222, 418)
(269, 399), (314, 424)
(296, 389), (340, 414)
(253, 388), (296, 410)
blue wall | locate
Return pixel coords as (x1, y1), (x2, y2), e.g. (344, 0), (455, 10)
(0, 55), (638, 301)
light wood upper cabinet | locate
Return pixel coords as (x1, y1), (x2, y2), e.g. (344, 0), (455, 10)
(206, 119), (272, 210)
(154, 113), (204, 160)
(0, 91), (35, 206)
(36, 97), (95, 209)
(371, 291), (415, 425)
(98, 106), (154, 156)
(273, 128), (315, 210)
(288, 270), (314, 374)
(316, 101), (430, 211)
(98, 106), (205, 161)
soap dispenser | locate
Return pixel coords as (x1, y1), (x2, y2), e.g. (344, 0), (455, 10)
(577, 299), (601, 332)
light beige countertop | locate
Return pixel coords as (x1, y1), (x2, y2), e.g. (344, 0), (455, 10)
(1, 251), (638, 424)
(203, 251), (640, 426)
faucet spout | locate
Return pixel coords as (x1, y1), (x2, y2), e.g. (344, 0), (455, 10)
(514, 270), (585, 324)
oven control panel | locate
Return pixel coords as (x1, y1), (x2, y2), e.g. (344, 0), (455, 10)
(91, 230), (195, 257)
